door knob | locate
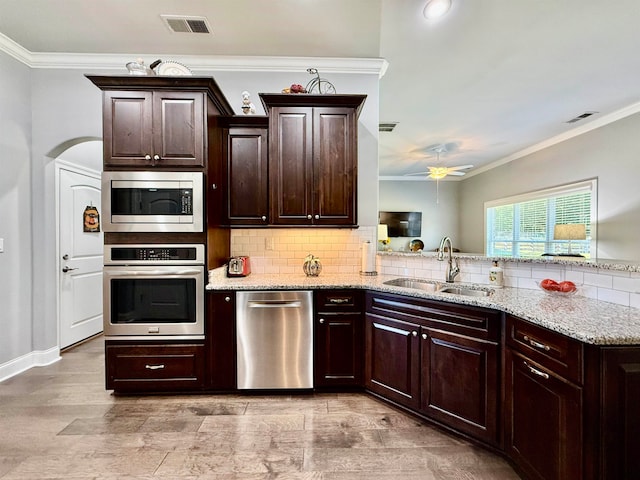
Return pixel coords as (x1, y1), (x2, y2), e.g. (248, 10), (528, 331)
(62, 254), (69, 260)
(62, 266), (78, 273)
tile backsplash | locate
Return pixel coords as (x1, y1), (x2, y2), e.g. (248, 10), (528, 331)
(379, 254), (640, 308)
(230, 230), (640, 308)
(230, 227), (376, 275)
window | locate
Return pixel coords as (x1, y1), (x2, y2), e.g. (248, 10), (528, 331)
(485, 180), (596, 258)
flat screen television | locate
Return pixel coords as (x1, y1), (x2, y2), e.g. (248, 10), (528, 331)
(379, 211), (422, 237)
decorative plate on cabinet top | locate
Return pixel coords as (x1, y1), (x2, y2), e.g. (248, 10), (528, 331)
(156, 61), (193, 76)
(410, 239), (424, 252)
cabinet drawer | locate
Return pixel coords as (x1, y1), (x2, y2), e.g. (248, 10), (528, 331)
(366, 292), (500, 341)
(506, 315), (583, 384)
(106, 343), (205, 392)
(316, 289), (363, 312)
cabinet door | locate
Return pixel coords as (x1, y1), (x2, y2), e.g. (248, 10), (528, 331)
(600, 347), (640, 479)
(313, 107), (357, 226)
(152, 91), (205, 167)
(505, 348), (583, 480)
(315, 313), (363, 387)
(269, 106), (313, 224)
(207, 291), (236, 390)
(421, 327), (499, 445)
(225, 127), (269, 225)
(103, 90), (153, 167)
(365, 313), (420, 409)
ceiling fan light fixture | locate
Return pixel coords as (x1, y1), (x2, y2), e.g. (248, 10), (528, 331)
(428, 167), (449, 180)
(423, 0), (452, 20)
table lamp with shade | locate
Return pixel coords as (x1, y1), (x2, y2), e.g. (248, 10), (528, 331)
(554, 223), (586, 257)
(378, 224), (389, 250)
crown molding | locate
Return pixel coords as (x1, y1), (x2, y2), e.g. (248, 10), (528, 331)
(0, 33), (388, 76)
(0, 32), (32, 65)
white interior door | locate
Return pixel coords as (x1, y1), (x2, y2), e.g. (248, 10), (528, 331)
(58, 166), (103, 348)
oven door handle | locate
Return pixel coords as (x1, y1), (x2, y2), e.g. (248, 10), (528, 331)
(109, 269), (202, 276)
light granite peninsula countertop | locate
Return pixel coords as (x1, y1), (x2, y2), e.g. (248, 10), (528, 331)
(207, 268), (640, 346)
(380, 250), (640, 273)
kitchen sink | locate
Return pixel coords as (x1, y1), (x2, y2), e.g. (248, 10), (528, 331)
(439, 286), (493, 297)
(383, 278), (440, 292)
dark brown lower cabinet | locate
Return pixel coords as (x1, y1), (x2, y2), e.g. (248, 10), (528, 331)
(206, 291), (236, 390)
(105, 342), (205, 392)
(365, 291), (500, 441)
(314, 290), (363, 388)
(599, 347), (640, 480)
(365, 313), (421, 409)
(421, 326), (499, 446)
(504, 348), (583, 480)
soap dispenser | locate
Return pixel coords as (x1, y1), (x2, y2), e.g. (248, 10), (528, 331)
(489, 261), (504, 288)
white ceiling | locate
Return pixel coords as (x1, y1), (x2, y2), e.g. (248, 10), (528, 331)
(2, 0), (640, 178)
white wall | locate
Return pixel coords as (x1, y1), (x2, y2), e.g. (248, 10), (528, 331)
(379, 179), (460, 252)
(0, 52), (32, 366)
(30, 68), (106, 352)
(459, 111), (640, 260)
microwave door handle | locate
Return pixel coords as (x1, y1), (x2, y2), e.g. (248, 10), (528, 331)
(112, 269), (202, 276)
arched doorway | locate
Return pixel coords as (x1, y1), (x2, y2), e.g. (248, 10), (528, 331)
(52, 139), (103, 349)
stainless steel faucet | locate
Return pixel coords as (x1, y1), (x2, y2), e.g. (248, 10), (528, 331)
(437, 236), (460, 283)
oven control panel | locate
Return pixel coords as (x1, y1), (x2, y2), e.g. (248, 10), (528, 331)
(104, 244), (205, 265)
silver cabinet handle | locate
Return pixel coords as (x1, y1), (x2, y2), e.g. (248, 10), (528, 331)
(145, 364), (165, 370)
(62, 266), (78, 273)
(211, 183), (217, 190)
(412, 331), (418, 337)
(314, 214), (320, 220)
(422, 333), (428, 340)
(319, 318), (325, 324)
(329, 298), (350, 304)
(144, 154), (151, 161)
(153, 154), (160, 161)
(224, 296), (231, 302)
(307, 214), (312, 220)
(261, 216), (267, 221)
(523, 361), (549, 380)
(112, 269), (201, 276)
(523, 335), (551, 351)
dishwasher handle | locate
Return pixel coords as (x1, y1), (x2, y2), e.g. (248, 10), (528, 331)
(248, 300), (302, 308)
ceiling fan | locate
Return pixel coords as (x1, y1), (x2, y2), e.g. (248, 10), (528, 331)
(404, 144), (474, 203)
(405, 144), (473, 180)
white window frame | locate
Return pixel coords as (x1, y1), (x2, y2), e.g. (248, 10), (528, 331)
(484, 179), (598, 258)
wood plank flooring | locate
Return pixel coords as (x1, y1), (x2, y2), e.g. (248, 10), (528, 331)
(0, 336), (522, 479)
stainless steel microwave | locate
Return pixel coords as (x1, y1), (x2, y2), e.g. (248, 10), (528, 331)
(102, 171), (204, 232)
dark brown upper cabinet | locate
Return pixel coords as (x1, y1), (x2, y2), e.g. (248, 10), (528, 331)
(86, 75), (233, 170)
(261, 93), (366, 227)
(221, 116), (269, 226)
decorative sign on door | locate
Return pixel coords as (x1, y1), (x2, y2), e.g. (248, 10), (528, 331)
(83, 205), (100, 232)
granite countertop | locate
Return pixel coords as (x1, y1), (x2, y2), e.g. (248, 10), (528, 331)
(206, 268), (640, 346)
(379, 250), (640, 273)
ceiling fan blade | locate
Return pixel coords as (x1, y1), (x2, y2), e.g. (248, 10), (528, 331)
(447, 164), (474, 171)
(447, 171), (467, 176)
(404, 171), (431, 176)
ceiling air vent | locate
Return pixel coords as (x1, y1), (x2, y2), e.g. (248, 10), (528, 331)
(566, 111), (598, 124)
(161, 15), (212, 34)
(379, 122), (398, 132)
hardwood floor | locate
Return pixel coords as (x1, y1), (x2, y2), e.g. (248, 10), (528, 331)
(0, 336), (521, 479)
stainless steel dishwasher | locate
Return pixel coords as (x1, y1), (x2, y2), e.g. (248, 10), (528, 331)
(236, 290), (313, 390)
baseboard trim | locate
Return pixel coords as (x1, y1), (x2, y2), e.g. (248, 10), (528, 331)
(0, 346), (61, 382)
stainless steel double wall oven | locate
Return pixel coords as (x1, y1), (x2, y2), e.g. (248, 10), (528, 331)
(102, 171), (206, 340)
